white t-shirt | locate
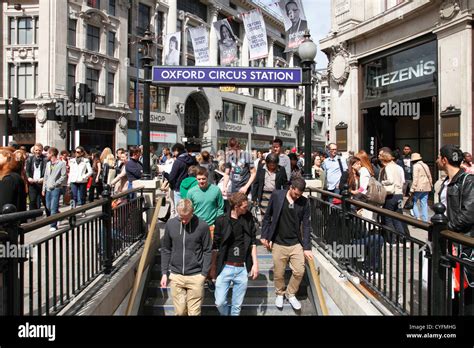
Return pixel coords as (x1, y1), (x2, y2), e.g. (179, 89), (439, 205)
(440, 179), (450, 215)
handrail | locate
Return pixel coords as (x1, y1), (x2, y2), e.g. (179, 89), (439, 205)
(0, 209), (43, 224)
(126, 196), (164, 315)
(345, 198), (431, 230)
(306, 259), (329, 315)
(441, 230), (474, 248)
(20, 199), (107, 233)
(112, 186), (145, 200)
(307, 187), (342, 199)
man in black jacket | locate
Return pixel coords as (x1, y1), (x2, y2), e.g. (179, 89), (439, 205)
(437, 144), (474, 315)
(260, 177), (313, 310)
(160, 199), (212, 316)
(26, 143), (48, 214)
(164, 143), (196, 206)
(210, 192), (259, 316)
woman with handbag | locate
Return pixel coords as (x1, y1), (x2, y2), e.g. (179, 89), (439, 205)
(409, 153), (433, 222)
(378, 148), (407, 243)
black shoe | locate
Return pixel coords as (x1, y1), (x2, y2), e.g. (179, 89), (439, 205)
(206, 280), (215, 292)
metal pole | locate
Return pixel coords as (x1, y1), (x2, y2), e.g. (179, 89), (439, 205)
(141, 62), (151, 180)
(4, 99), (9, 146)
(303, 61), (313, 179)
(430, 203), (449, 315)
(136, 51), (140, 146)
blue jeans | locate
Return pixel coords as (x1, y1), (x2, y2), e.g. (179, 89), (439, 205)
(128, 181), (136, 200)
(174, 190), (182, 207)
(215, 264), (248, 316)
(382, 194), (408, 242)
(45, 188), (61, 228)
(70, 183), (87, 206)
(413, 191), (429, 222)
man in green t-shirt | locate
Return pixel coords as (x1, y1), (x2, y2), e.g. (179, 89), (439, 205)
(187, 167), (225, 238)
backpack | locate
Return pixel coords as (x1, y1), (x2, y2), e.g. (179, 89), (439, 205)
(366, 176), (387, 205)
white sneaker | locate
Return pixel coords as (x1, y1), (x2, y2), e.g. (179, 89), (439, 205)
(286, 295), (301, 310)
(49, 227), (57, 232)
(275, 295), (284, 309)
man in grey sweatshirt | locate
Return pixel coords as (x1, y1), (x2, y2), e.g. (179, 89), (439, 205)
(160, 199), (212, 316)
(42, 147), (67, 231)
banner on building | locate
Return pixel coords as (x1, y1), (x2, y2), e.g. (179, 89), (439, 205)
(278, 0), (308, 50)
(164, 32), (181, 66)
(214, 19), (239, 66)
(188, 26), (210, 66)
(242, 9), (268, 61)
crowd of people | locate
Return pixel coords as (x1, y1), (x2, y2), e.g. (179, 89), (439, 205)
(0, 137), (472, 316)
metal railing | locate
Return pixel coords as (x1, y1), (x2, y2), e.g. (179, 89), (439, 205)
(0, 187), (145, 316)
(307, 186), (474, 316)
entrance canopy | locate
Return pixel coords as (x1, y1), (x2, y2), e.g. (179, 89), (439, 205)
(152, 66), (302, 88)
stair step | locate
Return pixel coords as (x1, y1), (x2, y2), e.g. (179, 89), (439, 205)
(146, 280), (308, 298)
(142, 302), (313, 316)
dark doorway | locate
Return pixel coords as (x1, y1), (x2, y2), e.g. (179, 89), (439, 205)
(184, 92), (209, 153)
(363, 96), (437, 178)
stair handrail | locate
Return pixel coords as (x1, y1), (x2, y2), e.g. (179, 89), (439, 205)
(306, 258), (329, 315)
(126, 195), (164, 315)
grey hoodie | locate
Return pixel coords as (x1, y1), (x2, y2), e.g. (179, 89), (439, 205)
(161, 215), (212, 276)
(43, 160), (67, 192)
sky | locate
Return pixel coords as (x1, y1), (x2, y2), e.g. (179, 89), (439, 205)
(302, 0), (331, 70)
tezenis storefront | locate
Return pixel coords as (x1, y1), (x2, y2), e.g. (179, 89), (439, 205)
(361, 36), (438, 172)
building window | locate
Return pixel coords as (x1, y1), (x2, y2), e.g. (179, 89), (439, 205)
(277, 112), (291, 130)
(156, 48), (163, 65)
(35, 17), (39, 43)
(87, 25), (100, 52)
(156, 11), (164, 45)
(109, 0), (116, 16)
(17, 63), (35, 99)
(9, 18), (16, 45)
(68, 19), (77, 46)
(138, 3), (151, 36)
(314, 121), (323, 135)
(108, 31), (115, 57)
(274, 44), (286, 61)
(253, 107), (271, 127)
(87, 0), (100, 9)
(151, 86), (168, 112)
(67, 64), (76, 98)
(8, 64), (15, 98)
(275, 89), (286, 105)
(223, 100), (244, 124)
(86, 68), (100, 94)
(107, 72), (114, 105)
(18, 18), (33, 45)
(177, 0), (207, 22)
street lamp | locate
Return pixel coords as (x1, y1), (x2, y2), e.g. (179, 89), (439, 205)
(298, 30), (317, 180)
(140, 28), (155, 180)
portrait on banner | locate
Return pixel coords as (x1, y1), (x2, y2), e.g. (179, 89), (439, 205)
(164, 32), (181, 66)
(278, 0), (308, 50)
(214, 19), (238, 66)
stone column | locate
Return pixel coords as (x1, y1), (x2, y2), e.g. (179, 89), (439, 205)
(241, 32), (250, 96)
(209, 5), (220, 66)
(166, 0), (177, 34)
(265, 38), (275, 103)
(287, 52), (295, 108)
(348, 58), (359, 152)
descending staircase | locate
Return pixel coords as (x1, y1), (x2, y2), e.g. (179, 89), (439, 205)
(140, 243), (320, 316)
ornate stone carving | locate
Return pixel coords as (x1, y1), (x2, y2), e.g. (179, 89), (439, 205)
(36, 106), (48, 127)
(439, 0), (460, 20)
(327, 42), (350, 92)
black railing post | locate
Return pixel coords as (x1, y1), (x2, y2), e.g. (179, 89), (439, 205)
(341, 184), (351, 265)
(1, 204), (22, 315)
(429, 203), (449, 315)
(102, 186), (113, 274)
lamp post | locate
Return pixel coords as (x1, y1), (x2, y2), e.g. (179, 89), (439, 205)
(298, 30), (317, 180)
(140, 28), (155, 180)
